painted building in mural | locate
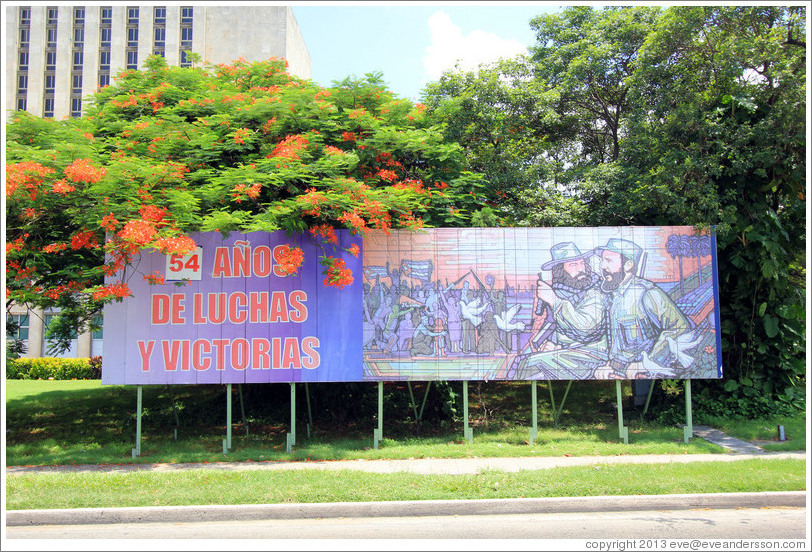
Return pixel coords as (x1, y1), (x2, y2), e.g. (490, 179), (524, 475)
(102, 227), (722, 384)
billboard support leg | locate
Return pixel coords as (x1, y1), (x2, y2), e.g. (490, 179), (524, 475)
(684, 379), (693, 443)
(373, 381), (383, 449)
(238, 384), (248, 436)
(304, 382), (313, 439)
(529, 381), (538, 445)
(557, 381), (573, 425)
(168, 385), (180, 440)
(131, 385), (142, 458)
(616, 380), (629, 444)
(463, 381), (473, 444)
(419, 381), (431, 424)
(225, 383), (232, 452)
(641, 379), (656, 420)
(286, 383), (296, 453)
(547, 381), (558, 429)
(406, 381), (432, 436)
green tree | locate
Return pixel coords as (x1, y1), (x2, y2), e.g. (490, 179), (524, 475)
(617, 6), (806, 415)
(529, 6), (661, 169)
(6, 56), (489, 350)
(422, 58), (583, 226)
(424, 6), (805, 415)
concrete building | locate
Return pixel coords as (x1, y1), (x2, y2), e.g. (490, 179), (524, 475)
(5, 4), (311, 120)
(5, 4), (311, 358)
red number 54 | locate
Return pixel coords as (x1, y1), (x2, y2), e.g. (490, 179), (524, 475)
(169, 254), (200, 272)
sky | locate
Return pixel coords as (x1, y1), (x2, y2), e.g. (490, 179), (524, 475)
(292, 2), (564, 101)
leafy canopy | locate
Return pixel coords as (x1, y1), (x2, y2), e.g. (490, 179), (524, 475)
(6, 56), (489, 349)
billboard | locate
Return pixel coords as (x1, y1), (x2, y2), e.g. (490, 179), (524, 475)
(102, 226), (723, 384)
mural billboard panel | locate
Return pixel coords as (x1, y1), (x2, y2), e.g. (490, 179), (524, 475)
(362, 226), (722, 382)
(103, 226), (722, 384)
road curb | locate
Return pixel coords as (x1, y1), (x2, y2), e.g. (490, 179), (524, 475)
(6, 491), (806, 526)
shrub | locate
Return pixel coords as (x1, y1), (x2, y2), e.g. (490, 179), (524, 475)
(5, 356), (101, 380)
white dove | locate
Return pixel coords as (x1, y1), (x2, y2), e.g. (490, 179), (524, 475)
(495, 304), (526, 332)
(640, 351), (678, 378)
(460, 297), (488, 326)
(666, 331), (704, 368)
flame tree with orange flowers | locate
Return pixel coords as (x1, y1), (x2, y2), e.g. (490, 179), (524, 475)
(6, 55), (492, 353)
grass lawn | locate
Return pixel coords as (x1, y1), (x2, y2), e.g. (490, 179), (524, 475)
(6, 458), (806, 511)
(5, 380), (806, 467)
(5, 379), (737, 466)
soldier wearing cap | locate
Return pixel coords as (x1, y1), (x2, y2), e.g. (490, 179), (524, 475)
(595, 238), (691, 379)
(514, 241), (608, 380)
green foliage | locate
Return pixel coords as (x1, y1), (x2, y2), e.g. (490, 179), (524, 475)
(6, 57), (489, 350)
(6, 356), (102, 380)
(425, 5), (805, 415)
(423, 58), (567, 225)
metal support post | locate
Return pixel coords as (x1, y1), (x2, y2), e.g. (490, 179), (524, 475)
(406, 381), (433, 436)
(225, 383), (232, 452)
(463, 381), (473, 443)
(641, 379), (656, 420)
(548, 381), (572, 429)
(304, 382), (313, 439)
(131, 385), (142, 458)
(529, 381), (538, 445)
(238, 384), (248, 436)
(286, 383), (296, 453)
(616, 380), (629, 444)
(168, 385), (180, 439)
(419, 381), (432, 421)
(684, 379), (693, 443)
(373, 381), (383, 449)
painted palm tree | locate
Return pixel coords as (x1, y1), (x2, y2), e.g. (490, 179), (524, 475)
(691, 235), (712, 286)
(666, 234), (692, 294)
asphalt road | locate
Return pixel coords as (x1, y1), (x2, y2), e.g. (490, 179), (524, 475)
(6, 506), (807, 540)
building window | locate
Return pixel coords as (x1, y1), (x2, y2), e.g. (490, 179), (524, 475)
(17, 98), (28, 111)
(44, 98), (55, 118)
(74, 7), (84, 24)
(99, 73), (110, 87)
(181, 26), (193, 43)
(46, 52), (57, 71)
(154, 6), (166, 24)
(47, 7), (59, 25)
(18, 74), (28, 92)
(19, 51), (29, 70)
(44, 74), (56, 92)
(127, 27), (139, 47)
(20, 28), (30, 45)
(7, 315), (30, 342)
(180, 50), (192, 67)
(101, 7), (112, 24)
(47, 28), (58, 48)
(128, 7), (139, 24)
(72, 74), (83, 94)
(101, 27), (111, 46)
(73, 51), (84, 70)
(99, 50), (111, 70)
(20, 7), (31, 25)
(154, 27), (166, 46)
(74, 27), (84, 45)
(127, 50), (138, 69)
(181, 6), (193, 23)
(92, 315), (104, 340)
(71, 98), (83, 118)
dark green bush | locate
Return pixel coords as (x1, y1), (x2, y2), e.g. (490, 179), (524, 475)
(6, 356), (101, 380)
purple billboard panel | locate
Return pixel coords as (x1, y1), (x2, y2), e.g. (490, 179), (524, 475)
(361, 226), (723, 381)
(102, 231), (363, 385)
